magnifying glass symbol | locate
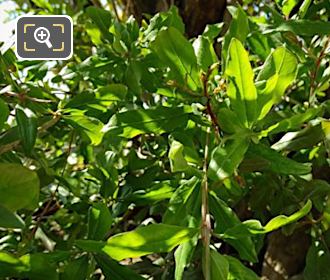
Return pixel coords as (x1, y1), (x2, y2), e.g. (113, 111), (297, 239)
(34, 27), (52, 48)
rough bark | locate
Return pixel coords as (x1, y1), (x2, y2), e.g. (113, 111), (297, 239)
(261, 227), (310, 280)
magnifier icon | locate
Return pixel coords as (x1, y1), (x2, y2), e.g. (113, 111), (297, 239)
(34, 27), (53, 48)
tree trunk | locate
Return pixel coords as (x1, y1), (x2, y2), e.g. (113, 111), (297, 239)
(122, 0), (227, 37)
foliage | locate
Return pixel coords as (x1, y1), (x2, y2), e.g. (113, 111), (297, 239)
(0, 1), (329, 279)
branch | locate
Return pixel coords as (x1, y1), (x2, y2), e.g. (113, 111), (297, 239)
(309, 36), (330, 105)
(201, 118), (211, 280)
(202, 64), (221, 143)
(0, 113), (61, 156)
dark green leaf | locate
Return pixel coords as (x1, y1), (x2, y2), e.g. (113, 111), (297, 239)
(0, 98), (9, 131)
(94, 254), (144, 280)
(208, 137), (250, 181)
(88, 202), (113, 240)
(61, 255), (89, 280)
(210, 194), (257, 262)
(16, 108), (37, 154)
(0, 205), (24, 229)
(152, 27), (200, 91)
(86, 7), (113, 41)
(104, 106), (190, 138)
(271, 20), (330, 36)
(0, 163), (39, 211)
(245, 143), (311, 175)
(210, 250), (229, 280)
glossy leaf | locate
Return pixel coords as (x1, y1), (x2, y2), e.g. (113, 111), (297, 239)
(152, 27), (200, 91)
(104, 106), (190, 138)
(169, 140), (189, 172)
(76, 224), (198, 261)
(256, 47), (297, 119)
(193, 35), (217, 72)
(64, 110), (104, 145)
(224, 200), (312, 237)
(208, 137), (250, 181)
(226, 38), (257, 127)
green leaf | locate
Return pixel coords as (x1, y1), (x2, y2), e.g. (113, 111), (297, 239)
(245, 143), (311, 175)
(151, 27), (200, 91)
(88, 202), (113, 240)
(222, 6), (249, 70)
(86, 7), (113, 41)
(104, 106), (190, 138)
(0, 205), (24, 229)
(298, 0), (312, 18)
(225, 256), (259, 280)
(256, 47), (297, 119)
(163, 177), (201, 226)
(169, 140), (190, 172)
(217, 108), (245, 134)
(304, 240), (330, 280)
(96, 84), (128, 106)
(0, 252), (59, 280)
(64, 110), (104, 145)
(202, 23), (224, 40)
(0, 98), (9, 131)
(226, 38), (257, 127)
(0, 163), (39, 211)
(224, 200), (312, 237)
(263, 200), (312, 232)
(271, 124), (324, 151)
(61, 255), (89, 280)
(174, 237), (197, 280)
(208, 137), (250, 181)
(16, 108), (37, 154)
(210, 250), (229, 280)
(76, 224), (198, 261)
(272, 20), (330, 36)
(210, 194), (257, 262)
(281, 0), (300, 16)
(193, 35), (217, 72)
(94, 254), (144, 280)
(260, 107), (323, 137)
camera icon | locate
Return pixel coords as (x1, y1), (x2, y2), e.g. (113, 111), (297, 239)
(16, 15), (73, 60)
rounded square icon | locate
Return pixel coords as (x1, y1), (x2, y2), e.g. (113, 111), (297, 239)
(16, 15), (73, 60)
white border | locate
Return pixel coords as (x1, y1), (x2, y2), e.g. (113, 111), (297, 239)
(15, 15), (73, 61)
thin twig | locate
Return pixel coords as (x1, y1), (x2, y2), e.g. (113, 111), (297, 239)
(309, 36), (330, 105)
(110, 0), (121, 21)
(201, 118), (211, 280)
(29, 130), (75, 240)
(0, 113), (61, 156)
(202, 64), (221, 143)
(3, 91), (54, 104)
